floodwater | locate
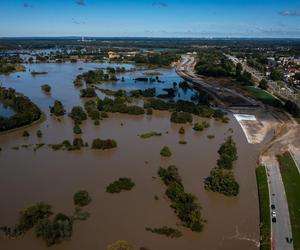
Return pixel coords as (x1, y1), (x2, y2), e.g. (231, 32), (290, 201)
(0, 103), (15, 118)
(0, 62), (263, 250)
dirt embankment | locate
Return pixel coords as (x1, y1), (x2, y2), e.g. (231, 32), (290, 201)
(259, 109), (300, 162)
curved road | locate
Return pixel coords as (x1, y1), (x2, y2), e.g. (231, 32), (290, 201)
(176, 54), (258, 108)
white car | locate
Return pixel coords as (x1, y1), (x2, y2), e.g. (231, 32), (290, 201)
(272, 211), (276, 218)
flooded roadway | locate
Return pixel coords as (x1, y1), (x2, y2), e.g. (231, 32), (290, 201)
(0, 62), (263, 250)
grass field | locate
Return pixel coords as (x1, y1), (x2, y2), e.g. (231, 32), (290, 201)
(277, 152), (300, 250)
(244, 86), (282, 107)
(256, 165), (271, 250)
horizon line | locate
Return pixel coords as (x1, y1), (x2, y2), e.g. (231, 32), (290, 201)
(1, 36), (300, 40)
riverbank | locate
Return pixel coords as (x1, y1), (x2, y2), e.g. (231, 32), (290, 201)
(0, 112), (46, 136)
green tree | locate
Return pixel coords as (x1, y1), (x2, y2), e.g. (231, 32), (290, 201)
(73, 190), (92, 207)
(160, 146), (172, 157)
(49, 100), (65, 116)
(259, 79), (268, 90)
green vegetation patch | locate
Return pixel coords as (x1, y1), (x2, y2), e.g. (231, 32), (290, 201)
(80, 87), (97, 98)
(98, 97), (144, 115)
(195, 50), (236, 77)
(145, 226), (182, 238)
(178, 140), (187, 145)
(69, 106), (87, 124)
(158, 165), (204, 232)
(170, 111), (192, 124)
(255, 165), (271, 250)
(0, 192), (91, 246)
(204, 136), (239, 196)
(217, 136), (238, 170)
(49, 100), (65, 117)
(193, 121), (210, 131)
(244, 86), (282, 107)
(277, 152), (300, 249)
(160, 146), (172, 157)
(0, 87), (42, 132)
(106, 177), (135, 193)
(91, 138), (117, 150)
(204, 167), (239, 196)
(73, 124), (82, 135)
(139, 131), (162, 139)
(73, 190), (92, 207)
(41, 84), (51, 93)
(48, 138), (85, 151)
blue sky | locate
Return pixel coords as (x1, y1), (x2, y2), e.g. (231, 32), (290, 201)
(1, 0), (300, 38)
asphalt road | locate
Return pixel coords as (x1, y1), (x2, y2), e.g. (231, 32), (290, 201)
(176, 54), (258, 107)
(265, 161), (294, 250)
(289, 147), (300, 174)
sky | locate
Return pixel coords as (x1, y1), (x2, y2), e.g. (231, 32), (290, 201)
(1, 0), (300, 38)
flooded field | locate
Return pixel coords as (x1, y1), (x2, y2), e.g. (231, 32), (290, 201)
(0, 62), (263, 250)
(0, 103), (15, 118)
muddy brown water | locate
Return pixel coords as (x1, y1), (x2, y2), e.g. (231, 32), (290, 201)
(0, 63), (264, 250)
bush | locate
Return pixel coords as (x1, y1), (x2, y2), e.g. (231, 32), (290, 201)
(73, 124), (82, 135)
(49, 100), (65, 116)
(193, 121), (210, 131)
(106, 178), (135, 193)
(207, 134), (215, 139)
(69, 106), (87, 124)
(127, 105), (145, 115)
(139, 131), (162, 139)
(97, 97), (144, 115)
(213, 109), (229, 123)
(158, 166), (204, 231)
(22, 130), (30, 137)
(18, 202), (53, 231)
(204, 168), (239, 196)
(41, 84), (51, 93)
(91, 138), (117, 150)
(178, 127), (185, 134)
(107, 240), (134, 250)
(80, 87), (97, 98)
(72, 138), (84, 150)
(35, 214), (73, 246)
(179, 140), (187, 144)
(48, 139), (85, 151)
(204, 136), (239, 196)
(170, 112), (192, 124)
(73, 190), (92, 207)
(217, 136), (237, 169)
(145, 226), (182, 238)
(160, 146), (172, 157)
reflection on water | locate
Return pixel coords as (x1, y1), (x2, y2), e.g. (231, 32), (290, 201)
(0, 62), (197, 111)
(0, 102), (15, 118)
(0, 62), (261, 250)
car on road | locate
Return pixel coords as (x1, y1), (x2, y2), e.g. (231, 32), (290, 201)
(271, 204), (276, 210)
(272, 217), (277, 223)
(272, 211), (276, 217)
